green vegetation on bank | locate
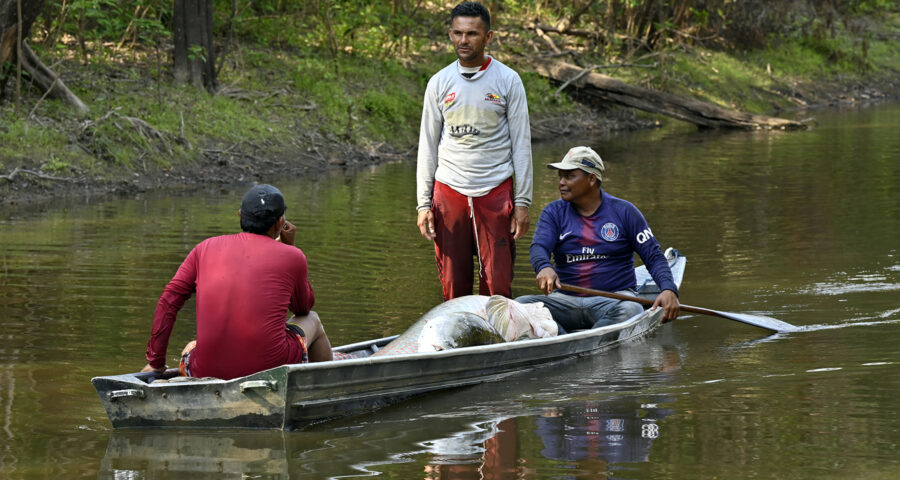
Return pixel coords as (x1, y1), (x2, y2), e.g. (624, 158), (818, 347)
(1, 1), (898, 186)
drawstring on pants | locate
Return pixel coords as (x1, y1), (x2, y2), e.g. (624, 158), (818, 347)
(468, 196), (485, 281)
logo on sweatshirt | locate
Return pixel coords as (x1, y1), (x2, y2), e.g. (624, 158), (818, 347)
(484, 92), (503, 104)
(443, 92), (456, 108)
(601, 222), (620, 242)
(449, 124), (480, 137)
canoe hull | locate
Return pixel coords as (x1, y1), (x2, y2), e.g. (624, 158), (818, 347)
(92, 367), (290, 429)
(93, 307), (662, 429)
(92, 250), (684, 429)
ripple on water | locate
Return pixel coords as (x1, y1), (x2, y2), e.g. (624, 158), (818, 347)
(798, 264), (900, 296)
(802, 281), (900, 295)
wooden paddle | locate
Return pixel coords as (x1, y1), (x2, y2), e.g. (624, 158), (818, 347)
(559, 283), (800, 333)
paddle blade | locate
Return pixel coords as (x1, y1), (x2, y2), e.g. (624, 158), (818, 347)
(713, 310), (801, 333)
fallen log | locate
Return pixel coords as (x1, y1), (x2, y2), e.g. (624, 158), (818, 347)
(530, 58), (805, 130)
(20, 41), (89, 114)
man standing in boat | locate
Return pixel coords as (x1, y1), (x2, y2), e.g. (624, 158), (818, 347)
(416, 1), (533, 300)
(141, 184), (333, 380)
(516, 146), (680, 332)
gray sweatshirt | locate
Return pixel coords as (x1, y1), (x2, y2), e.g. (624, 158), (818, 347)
(416, 56), (533, 210)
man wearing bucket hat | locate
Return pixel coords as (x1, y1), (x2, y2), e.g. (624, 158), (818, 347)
(515, 146), (680, 332)
(141, 184), (334, 380)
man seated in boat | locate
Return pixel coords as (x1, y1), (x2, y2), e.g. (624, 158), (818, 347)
(515, 146), (680, 333)
(141, 184), (333, 380)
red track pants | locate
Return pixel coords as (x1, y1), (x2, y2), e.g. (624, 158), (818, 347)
(432, 178), (515, 300)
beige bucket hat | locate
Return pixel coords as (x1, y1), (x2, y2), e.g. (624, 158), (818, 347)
(547, 146), (605, 180)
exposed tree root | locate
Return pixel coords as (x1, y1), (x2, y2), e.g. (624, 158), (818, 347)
(78, 109), (191, 161)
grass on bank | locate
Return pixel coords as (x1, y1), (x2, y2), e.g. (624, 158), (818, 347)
(610, 10), (900, 113)
(0, 41), (577, 181)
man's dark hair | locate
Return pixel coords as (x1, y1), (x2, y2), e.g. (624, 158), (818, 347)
(451, 2), (491, 31)
(240, 214), (280, 235)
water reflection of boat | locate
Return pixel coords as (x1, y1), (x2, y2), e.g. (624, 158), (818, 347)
(100, 430), (290, 478)
(92, 251), (684, 430)
(98, 326), (684, 479)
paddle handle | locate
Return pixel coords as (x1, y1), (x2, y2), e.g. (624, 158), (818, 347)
(558, 283), (725, 319)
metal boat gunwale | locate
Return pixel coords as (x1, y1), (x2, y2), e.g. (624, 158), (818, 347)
(92, 312), (660, 396)
(94, 308), (657, 389)
(302, 309), (654, 369)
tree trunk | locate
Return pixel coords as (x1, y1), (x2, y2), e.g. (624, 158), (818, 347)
(531, 58), (806, 130)
(1, 0), (43, 97)
(1, 0), (88, 113)
(173, 0), (217, 92)
(0, 0), (42, 60)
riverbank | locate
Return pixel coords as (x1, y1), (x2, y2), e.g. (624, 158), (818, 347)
(2, 7), (899, 213)
(3, 71), (896, 215)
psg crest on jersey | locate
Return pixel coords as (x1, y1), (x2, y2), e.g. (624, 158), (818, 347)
(601, 222), (620, 241)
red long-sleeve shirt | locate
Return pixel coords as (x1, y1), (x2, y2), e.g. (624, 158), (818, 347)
(145, 232), (314, 379)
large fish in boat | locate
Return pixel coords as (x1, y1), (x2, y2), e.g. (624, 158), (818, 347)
(372, 295), (556, 356)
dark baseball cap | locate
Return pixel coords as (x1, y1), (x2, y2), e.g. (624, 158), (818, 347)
(240, 184), (286, 226)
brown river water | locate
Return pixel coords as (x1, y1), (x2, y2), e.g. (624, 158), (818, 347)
(1, 103), (898, 479)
